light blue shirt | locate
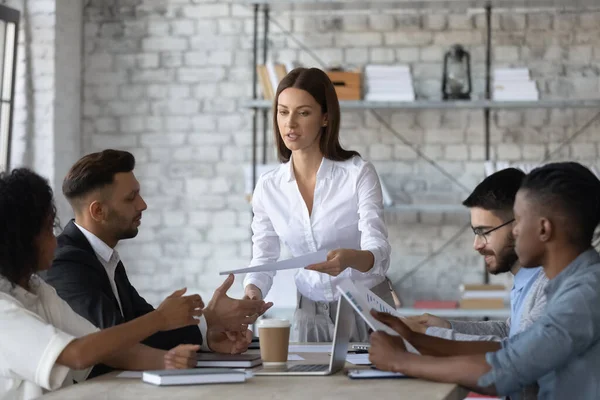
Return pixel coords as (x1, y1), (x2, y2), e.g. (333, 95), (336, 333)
(479, 248), (600, 400)
(509, 267), (543, 337)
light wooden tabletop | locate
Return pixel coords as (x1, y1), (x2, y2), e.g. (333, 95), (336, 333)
(39, 346), (469, 400)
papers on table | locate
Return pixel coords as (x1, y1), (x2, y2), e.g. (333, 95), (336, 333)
(346, 353), (371, 365)
(287, 354), (305, 361)
(336, 280), (420, 355)
(219, 250), (328, 275)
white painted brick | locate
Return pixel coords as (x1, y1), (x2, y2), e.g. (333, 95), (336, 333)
(172, 20), (196, 36)
(554, 14), (577, 31)
(172, 147), (194, 161)
(344, 48), (369, 64)
(447, 15), (473, 30)
(182, 4), (230, 18)
(394, 144), (417, 160)
(120, 85), (146, 100)
(423, 14), (447, 31)
(420, 46), (444, 62)
(169, 85), (191, 99)
(107, 101), (150, 117)
(425, 129), (465, 144)
(178, 67), (225, 83)
(147, 84), (169, 99)
(139, 210), (161, 228)
(184, 51), (207, 66)
(142, 37), (188, 52)
(417, 111), (442, 129)
(189, 243), (213, 258)
(521, 144), (546, 160)
(299, 48), (344, 67)
(549, 109), (574, 128)
(163, 210), (187, 228)
(165, 116), (193, 131)
(395, 15), (422, 30)
(93, 85), (119, 101)
(337, 32), (382, 47)
(148, 21), (170, 36)
(369, 144), (393, 160)
(120, 116), (145, 132)
(396, 47), (420, 63)
(94, 117), (117, 133)
(218, 18), (243, 35)
(211, 210), (237, 226)
(469, 144), (486, 161)
(85, 71), (127, 85)
(444, 144), (469, 161)
(527, 14), (552, 30)
(191, 115), (218, 131)
(341, 15), (368, 32)
(193, 146), (222, 163)
(368, 15), (395, 31)
(152, 99), (200, 115)
(494, 46), (520, 62)
(524, 109), (549, 127)
(369, 48), (395, 63)
(385, 32), (432, 46)
(189, 133), (231, 146)
(87, 53), (113, 70)
(433, 31), (483, 46)
(500, 15), (527, 31)
(497, 143), (522, 161)
(131, 69), (176, 83)
(207, 50), (233, 66)
(494, 111), (523, 129)
(569, 46), (592, 63)
(139, 133), (186, 147)
(161, 51), (183, 68)
(207, 227), (248, 243)
(92, 134), (138, 149)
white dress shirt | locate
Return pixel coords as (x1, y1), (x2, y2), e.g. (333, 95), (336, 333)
(74, 223), (123, 316)
(243, 156), (391, 303)
(0, 276), (99, 400)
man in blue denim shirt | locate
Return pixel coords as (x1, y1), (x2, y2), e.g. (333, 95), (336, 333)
(368, 162), (600, 400)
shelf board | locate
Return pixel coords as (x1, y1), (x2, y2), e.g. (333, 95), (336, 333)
(236, 0), (599, 11)
(242, 98), (600, 110)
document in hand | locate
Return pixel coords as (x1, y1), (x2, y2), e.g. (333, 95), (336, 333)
(219, 250), (328, 275)
(336, 279), (420, 354)
(142, 368), (249, 386)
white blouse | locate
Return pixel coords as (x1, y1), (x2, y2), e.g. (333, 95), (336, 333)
(243, 156), (391, 303)
(0, 276), (98, 400)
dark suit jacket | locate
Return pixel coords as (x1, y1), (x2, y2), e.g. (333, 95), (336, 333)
(43, 220), (202, 376)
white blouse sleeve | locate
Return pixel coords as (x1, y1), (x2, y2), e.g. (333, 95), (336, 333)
(0, 298), (76, 391)
(243, 178), (281, 298)
(356, 162), (391, 277)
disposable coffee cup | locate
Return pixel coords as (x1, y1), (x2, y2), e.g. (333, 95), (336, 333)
(257, 319), (291, 366)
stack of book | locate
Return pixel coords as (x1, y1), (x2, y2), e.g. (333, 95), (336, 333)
(364, 64), (415, 102)
(492, 68), (539, 101)
(256, 61), (289, 100)
(459, 284), (509, 309)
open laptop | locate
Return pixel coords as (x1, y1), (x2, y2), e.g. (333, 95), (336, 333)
(252, 295), (353, 376)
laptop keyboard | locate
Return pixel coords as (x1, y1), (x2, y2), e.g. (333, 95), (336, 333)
(287, 364), (329, 372)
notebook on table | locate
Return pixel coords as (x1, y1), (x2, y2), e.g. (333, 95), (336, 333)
(142, 368), (248, 386)
(196, 353), (262, 368)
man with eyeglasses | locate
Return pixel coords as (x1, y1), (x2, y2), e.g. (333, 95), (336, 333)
(407, 168), (548, 343)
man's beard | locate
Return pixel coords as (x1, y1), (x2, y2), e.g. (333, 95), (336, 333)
(107, 210), (139, 241)
(487, 234), (519, 275)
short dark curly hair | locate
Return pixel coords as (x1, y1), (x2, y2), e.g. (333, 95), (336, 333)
(0, 168), (56, 286)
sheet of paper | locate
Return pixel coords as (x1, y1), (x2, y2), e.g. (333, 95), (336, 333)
(288, 344), (332, 353)
(116, 371), (142, 379)
(287, 354), (305, 361)
(336, 280), (420, 355)
(219, 250), (328, 275)
(346, 353), (371, 365)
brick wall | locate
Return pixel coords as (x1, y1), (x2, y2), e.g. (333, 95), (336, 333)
(82, 1), (600, 307)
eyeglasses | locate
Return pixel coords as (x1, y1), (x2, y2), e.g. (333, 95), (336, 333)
(472, 219), (515, 244)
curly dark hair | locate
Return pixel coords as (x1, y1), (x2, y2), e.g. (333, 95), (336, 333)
(0, 168), (56, 286)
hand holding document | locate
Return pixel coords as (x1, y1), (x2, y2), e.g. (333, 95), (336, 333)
(336, 280), (419, 354)
(219, 250), (328, 275)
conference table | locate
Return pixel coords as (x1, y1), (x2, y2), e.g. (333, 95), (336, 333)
(39, 345), (470, 400)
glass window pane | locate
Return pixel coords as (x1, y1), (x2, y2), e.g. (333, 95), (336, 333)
(0, 103), (10, 172)
(2, 22), (15, 101)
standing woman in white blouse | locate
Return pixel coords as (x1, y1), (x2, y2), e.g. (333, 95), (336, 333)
(243, 67), (393, 342)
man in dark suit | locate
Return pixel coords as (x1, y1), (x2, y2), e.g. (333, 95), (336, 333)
(44, 150), (270, 377)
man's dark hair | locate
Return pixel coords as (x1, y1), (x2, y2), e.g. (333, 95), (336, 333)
(62, 149), (135, 206)
(462, 168), (526, 214)
(520, 162), (600, 248)
(0, 168), (56, 287)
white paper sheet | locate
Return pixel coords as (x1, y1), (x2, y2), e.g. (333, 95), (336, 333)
(346, 353), (371, 365)
(117, 371), (142, 379)
(287, 354), (305, 361)
(336, 280), (420, 355)
(219, 250), (328, 275)
(288, 344), (332, 353)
